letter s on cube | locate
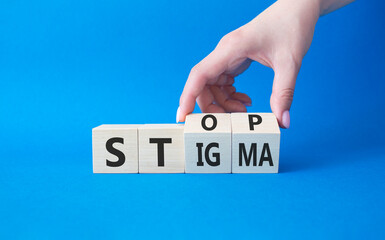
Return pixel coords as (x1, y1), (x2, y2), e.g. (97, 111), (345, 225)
(92, 124), (140, 173)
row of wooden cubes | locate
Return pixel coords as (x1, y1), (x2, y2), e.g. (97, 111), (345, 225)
(92, 113), (280, 173)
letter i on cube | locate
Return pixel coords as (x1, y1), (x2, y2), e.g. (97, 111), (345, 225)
(184, 114), (232, 173)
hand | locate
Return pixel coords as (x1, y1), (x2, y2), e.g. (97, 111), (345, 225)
(177, 0), (324, 128)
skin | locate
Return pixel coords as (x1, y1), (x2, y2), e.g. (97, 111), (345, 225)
(177, 0), (354, 128)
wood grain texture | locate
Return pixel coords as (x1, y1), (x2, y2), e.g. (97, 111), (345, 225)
(184, 114), (231, 173)
(231, 113), (280, 173)
(92, 113), (280, 174)
(138, 124), (185, 173)
(92, 124), (140, 173)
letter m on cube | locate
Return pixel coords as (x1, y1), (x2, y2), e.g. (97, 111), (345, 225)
(231, 113), (280, 173)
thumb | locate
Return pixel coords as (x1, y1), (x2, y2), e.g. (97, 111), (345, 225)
(270, 62), (300, 129)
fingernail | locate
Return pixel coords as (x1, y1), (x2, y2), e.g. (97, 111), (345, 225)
(176, 106), (181, 123)
(282, 110), (290, 129)
(245, 102), (252, 107)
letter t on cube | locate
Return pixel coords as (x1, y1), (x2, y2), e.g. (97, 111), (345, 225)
(139, 124), (185, 173)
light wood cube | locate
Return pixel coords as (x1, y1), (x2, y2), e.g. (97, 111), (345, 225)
(231, 113), (280, 173)
(184, 113), (232, 173)
(92, 124), (140, 173)
(138, 124), (185, 173)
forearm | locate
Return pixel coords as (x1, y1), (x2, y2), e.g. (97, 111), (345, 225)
(278, 0), (354, 18)
(317, 0), (355, 16)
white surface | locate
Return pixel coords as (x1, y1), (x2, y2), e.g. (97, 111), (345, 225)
(139, 124), (185, 173)
(184, 114), (232, 173)
(184, 113), (231, 133)
(231, 113), (280, 173)
(92, 125), (139, 173)
(231, 113), (280, 134)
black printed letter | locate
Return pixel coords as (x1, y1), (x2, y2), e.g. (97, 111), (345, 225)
(239, 143), (257, 166)
(149, 138), (172, 166)
(205, 143), (220, 166)
(259, 143), (273, 166)
(196, 143), (204, 166)
(106, 137), (125, 167)
(248, 114), (262, 130)
(201, 114), (217, 131)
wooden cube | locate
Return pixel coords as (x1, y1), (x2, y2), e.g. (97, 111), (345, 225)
(138, 124), (185, 173)
(231, 113), (280, 173)
(92, 124), (140, 173)
(184, 113), (232, 173)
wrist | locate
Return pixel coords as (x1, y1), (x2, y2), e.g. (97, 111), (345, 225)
(278, 0), (321, 21)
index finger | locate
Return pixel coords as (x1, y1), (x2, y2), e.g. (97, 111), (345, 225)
(177, 48), (231, 122)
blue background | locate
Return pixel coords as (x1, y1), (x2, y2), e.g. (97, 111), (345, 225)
(0, 0), (384, 239)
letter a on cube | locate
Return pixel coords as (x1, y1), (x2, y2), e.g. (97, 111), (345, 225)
(231, 113), (280, 173)
(92, 125), (140, 173)
(139, 124), (185, 173)
(184, 114), (232, 173)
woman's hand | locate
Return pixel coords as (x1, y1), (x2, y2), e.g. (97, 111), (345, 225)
(177, 0), (353, 128)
